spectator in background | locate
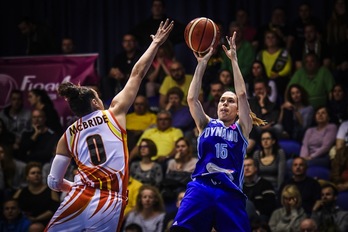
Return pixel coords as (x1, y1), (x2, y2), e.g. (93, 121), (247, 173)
(279, 157), (322, 215)
(288, 3), (323, 50)
(129, 110), (183, 163)
(243, 157), (277, 222)
(203, 80), (224, 119)
(269, 184), (307, 232)
(327, 83), (348, 125)
(235, 9), (257, 42)
(129, 0), (185, 49)
(130, 138), (163, 188)
(13, 162), (60, 227)
(279, 84), (314, 142)
(252, 130), (286, 191)
(256, 29), (292, 100)
(123, 185), (165, 232)
(221, 22), (254, 79)
(162, 190), (185, 232)
(0, 199), (31, 232)
(126, 95), (157, 150)
(288, 52), (335, 110)
(331, 146), (348, 192)
(159, 61), (202, 109)
(247, 61), (277, 103)
(164, 87), (194, 136)
(27, 89), (63, 135)
(292, 23), (331, 70)
(18, 109), (59, 165)
(0, 144), (26, 198)
(107, 33), (143, 97)
(146, 41), (175, 99)
(0, 90), (31, 146)
(299, 218), (318, 232)
(300, 106), (337, 168)
(17, 17), (57, 55)
(311, 183), (348, 232)
(61, 37), (75, 54)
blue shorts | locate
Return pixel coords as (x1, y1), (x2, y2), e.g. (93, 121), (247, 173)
(171, 178), (250, 232)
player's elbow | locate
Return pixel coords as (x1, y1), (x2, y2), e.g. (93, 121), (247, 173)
(47, 174), (62, 192)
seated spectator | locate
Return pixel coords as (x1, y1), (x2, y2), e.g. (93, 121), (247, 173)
(146, 41), (175, 98)
(0, 144), (26, 198)
(327, 83), (348, 125)
(164, 87), (194, 136)
(126, 96), (156, 150)
(13, 162), (60, 226)
(27, 89), (63, 135)
(243, 157), (277, 221)
(247, 61), (277, 103)
(300, 107), (337, 168)
(287, 53), (335, 109)
(279, 157), (322, 215)
(123, 185), (165, 232)
(248, 79), (282, 139)
(217, 69), (235, 94)
(203, 81), (224, 119)
(159, 61), (203, 109)
(311, 183), (348, 232)
(299, 218), (318, 232)
(235, 9), (257, 42)
(162, 190), (185, 232)
(269, 184), (307, 232)
(129, 110), (183, 164)
(0, 199), (31, 232)
(279, 84), (314, 142)
(0, 90), (31, 146)
(252, 130), (286, 191)
(331, 146), (348, 192)
(130, 139), (163, 187)
(161, 138), (197, 203)
(18, 109), (59, 165)
(61, 37), (75, 54)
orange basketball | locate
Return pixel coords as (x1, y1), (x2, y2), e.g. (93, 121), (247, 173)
(184, 17), (221, 54)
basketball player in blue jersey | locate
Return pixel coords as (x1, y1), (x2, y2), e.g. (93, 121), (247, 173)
(44, 19), (174, 232)
(170, 32), (265, 232)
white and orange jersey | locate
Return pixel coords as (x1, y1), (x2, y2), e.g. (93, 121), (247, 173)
(65, 110), (128, 195)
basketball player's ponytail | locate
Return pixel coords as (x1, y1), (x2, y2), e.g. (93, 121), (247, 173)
(249, 111), (267, 126)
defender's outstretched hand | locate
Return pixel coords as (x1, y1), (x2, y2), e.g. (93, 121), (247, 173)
(150, 19), (174, 45)
(222, 32), (237, 61)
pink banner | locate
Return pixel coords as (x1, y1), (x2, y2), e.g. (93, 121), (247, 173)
(0, 54), (99, 128)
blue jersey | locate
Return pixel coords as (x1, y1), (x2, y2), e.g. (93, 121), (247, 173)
(192, 119), (248, 192)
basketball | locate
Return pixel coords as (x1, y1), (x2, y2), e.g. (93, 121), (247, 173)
(184, 17), (221, 54)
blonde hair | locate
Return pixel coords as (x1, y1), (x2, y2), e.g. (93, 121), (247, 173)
(250, 111), (267, 126)
(281, 184), (302, 209)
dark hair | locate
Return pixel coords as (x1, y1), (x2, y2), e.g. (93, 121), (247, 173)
(251, 60), (268, 79)
(125, 223), (143, 232)
(321, 183), (338, 196)
(166, 87), (184, 101)
(244, 156), (259, 169)
(138, 138), (158, 157)
(175, 137), (193, 156)
(30, 89), (55, 109)
(58, 82), (96, 117)
(287, 84), (310, 106)
(25, 162), (42, 177)
(260, 130), (281, 157)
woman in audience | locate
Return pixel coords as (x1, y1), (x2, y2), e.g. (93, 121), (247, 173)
(253, 130), (286, 191)
(269, 184), (307, 231)
(0, 144), (26, 198)
(218, 69), (235, 93)
(27, 89), (63, 134)
(161, 137), (197, 202)
(130, 138), (163, 187)
(300, 106), (338, 168)
(279, 84), (314, 142)
(13, 162), (60, 226)
(327, 83), (348, 125)
(123, 185), (165, 232)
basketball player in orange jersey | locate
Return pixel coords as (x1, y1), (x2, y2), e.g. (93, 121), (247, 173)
(44, 19), (174, 232)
